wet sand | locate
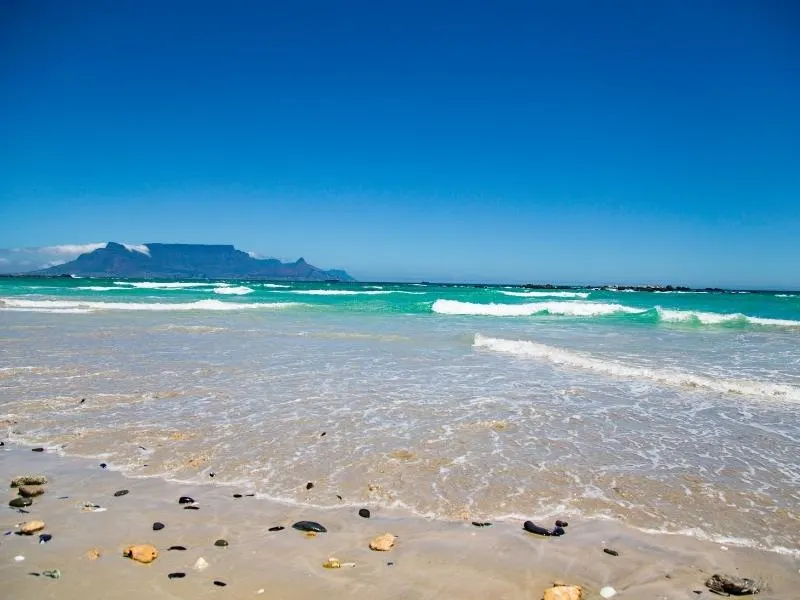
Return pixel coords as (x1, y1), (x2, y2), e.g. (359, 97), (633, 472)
(1, 444), (798, 599)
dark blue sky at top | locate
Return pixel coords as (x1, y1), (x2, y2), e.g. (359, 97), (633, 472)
(1, 1), (798, 286)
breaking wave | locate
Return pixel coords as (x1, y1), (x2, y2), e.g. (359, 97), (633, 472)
(285, 290), (424, 296)
(212, 286), (254, 295)
(432, 299), (642, 317)
(113, 281), (212, 289)
(473, 334), (800, 401)
(0, 298), (300, 313)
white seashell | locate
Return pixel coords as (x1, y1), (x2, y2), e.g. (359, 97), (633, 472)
(600, 586), (617, 598)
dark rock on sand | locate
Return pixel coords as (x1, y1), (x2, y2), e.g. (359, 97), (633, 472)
(184, 505), (200, 510)
(705, 573), (760, 595)
(306, 482), (314, 490)
(359, 508), (371, 518)
(209, 472), (215, 478)
(167, 545), (187, 551)
(168, 572), (186, 579)
(31, 447), (45, 452)
(268, 526), (285, 532)
(38, 534), (52, 543)
(178, 496), (195, 504)
(113, 489), (129, 497)
(603, 548), (619, 557)
(551, 526), (566, 536)
(213, 580), (227, 587)
(10, 497), (33, 508)
(214, 539), (229, 547)
(555, 520), (569, 527)
(18, 485), (46, 498)
(292, 521), (327, 533)
(100, 463), (107, 469)
(11, 475), (48, 487)
(233, 494), (242, 498)
(152, 522), (165, 531)
(523, 521), (552, 536)
(472, 521), (492, 527)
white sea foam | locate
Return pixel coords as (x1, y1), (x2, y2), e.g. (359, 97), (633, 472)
(775, 294), (797, 298)
(653, 290), (709, 294)
(212, 286), (254, 295)
(113, 281), (211, 289)
(0, 298), (299, 312)
(262, 283), (291, 288)
(635, 526), (800, 558)
(286, 290), (424, 296)
(499, 291), (590, 298)
(432, 299), (643, 317)
(473, 334), (800, 401)
(656, 307), (800, 327)
(76, 286), (126, 291)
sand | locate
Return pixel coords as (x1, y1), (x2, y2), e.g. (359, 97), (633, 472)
(1, 444), (798, 599)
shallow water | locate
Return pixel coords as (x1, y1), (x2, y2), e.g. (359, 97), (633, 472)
(1, 279), (799, 554)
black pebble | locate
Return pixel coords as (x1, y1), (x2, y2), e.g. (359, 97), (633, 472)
(28, 572), (41, 576)
(113, 489), (129, 497)
(336, 495), (343, 501)
(184, 505), (200, 510)
(214, 539), (229, 547)
(99, 463), (107, 469)
(551, 526), (566, 537)
(292, 521), (327, 533)
(209, 472), (215, 478)
(555, 520), (569, 527)
(233, 494), (242, 499)
(10, 497), (32, 508)
(178, 496), (195, 504)
(387, 562), (394, 567)
(320, 432), (326, 437)
(213, 580), (227, 587)
(79, 398), (86, 404)
(168, 572), (186, 579)
(603, 548), (619, 557)
(38, 534), (52, 543)
(359, 508), (371, 518)
(153, 522), (165, 531)
(472, 521), (492, 527)
(306, 482), (314, 490)
(0, 441), (4, 446)
(245, 493), (255, 497)
(32, 447), (44, 452)
(57, 496), (70, 500)
(167, 545), (187, 551)
(268, 526), (285, 532)
(523, 520), (552, 536)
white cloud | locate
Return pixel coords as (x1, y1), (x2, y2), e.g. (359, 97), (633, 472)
(40, 243), (108, 256)
(122, 243), (150, 256)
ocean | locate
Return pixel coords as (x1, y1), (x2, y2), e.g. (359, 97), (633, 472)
(1, 278), (798, 555)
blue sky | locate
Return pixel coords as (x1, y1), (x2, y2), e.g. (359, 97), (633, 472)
(1, 1), (798, 287)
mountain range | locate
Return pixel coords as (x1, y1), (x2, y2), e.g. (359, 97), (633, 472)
(30, 242), (355, 281)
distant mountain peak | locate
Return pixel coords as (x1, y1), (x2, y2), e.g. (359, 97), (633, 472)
(30, 242), (355, 281)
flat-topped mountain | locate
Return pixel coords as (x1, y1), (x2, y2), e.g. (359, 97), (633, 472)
(30, 242), (355, 281)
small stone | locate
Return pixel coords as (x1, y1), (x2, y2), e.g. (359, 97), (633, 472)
(245, 493), (255, 497)
(387, 561), (394, 567)
(42, 569), (61, 579)
(705, 573), (759, 595)
(29, 572), (40, 576)
(87, 549), (101, 560)
(306, 482), (314, 490)
(14, 555), (25, 562)
(471, 521), (492, 527)
(603, 548), (619, 557)
(168, 572), (186, 579)
(99, 463), (107, 469)
(214, 539), (228, 547)
(523, 520), (551, 536)
(323, 557), (342, 569)
(268, 526), (285, 532)
(599, 587), (616, 599)
(209, 472), (215, 478)
(152, 522), (165, 531)
(213, 580), (227, 587)
(369, 533), (396, 551)
(18, 485), (46, 498)
(38, 534), (52, 544)
(543, 584), (583, 600)
(292, 521), (327, 533)
(123, 544), (158, 564)
(320, 432), (326, 437)
(10, 497), (32, 508)
(359, 508), (371, 518)
(336, 495), (343, 501)
(178, 496), (195, 504)
(233, 494), (242, 498)
(184, 505), (200, 510)
(11, 475), (48, 487)
(113, 489), (129, 497)
(19, 520), (45, 535)
(31, 447), (45, 452)
(167, 545), (187, 551)
(193, 557), (209, 571)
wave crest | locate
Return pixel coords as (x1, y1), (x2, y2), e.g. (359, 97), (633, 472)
(499, 291), (590, 298)
(0, 298), (299, 312)
(432, 299), (642, 317)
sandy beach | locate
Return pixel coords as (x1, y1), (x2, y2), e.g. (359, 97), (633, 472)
(1, 443), (798, 599)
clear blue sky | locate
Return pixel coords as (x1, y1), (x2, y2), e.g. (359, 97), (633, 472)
(1, 1), (798, 287)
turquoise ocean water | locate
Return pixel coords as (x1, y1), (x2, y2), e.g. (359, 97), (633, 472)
(1, 279), (798, 554)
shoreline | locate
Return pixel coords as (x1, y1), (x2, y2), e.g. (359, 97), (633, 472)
(2, 443), (798, 599)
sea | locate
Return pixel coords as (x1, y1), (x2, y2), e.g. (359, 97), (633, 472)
(1, 278), (798, 555)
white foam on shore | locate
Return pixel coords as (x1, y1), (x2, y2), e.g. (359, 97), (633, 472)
(262, 283), (291, 288)
(473, 334), (800, 401)
(499, 291), (590, 298)
(433, 299), (643, 317)
(212, 286), (254, 295)
(285, 289), (424, 296)
(0, 298), (300, 312)
(113, 281), (212, 289)
(635, 526), (800, 558)
(76, 286), (127, 291)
